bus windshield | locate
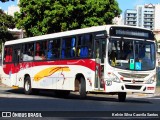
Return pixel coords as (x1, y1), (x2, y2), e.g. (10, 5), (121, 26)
(108, 37), (156, 71)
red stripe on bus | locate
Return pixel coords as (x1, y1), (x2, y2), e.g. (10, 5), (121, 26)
(3, 59), (96, 74)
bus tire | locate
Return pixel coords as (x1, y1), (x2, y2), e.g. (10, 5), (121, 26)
(79, 77), (86, 98)
(24, 76), (32, 95)
(118, 92), (126, 102)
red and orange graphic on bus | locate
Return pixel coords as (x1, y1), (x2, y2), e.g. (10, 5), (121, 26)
(33, 66), (70, 81)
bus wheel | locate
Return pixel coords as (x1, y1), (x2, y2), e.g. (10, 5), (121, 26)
(118, 92), (126, 102)
(24, 76), (32, 95)
(79, 77), (86, 98)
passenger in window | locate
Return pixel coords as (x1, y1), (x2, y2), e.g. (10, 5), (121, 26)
(88, 48), (92, 57)
(41, 53), (46, 60)
(27, 49), (33, 56)
(23, 48), (34, 61)
(53, 49), (59, 58)
(76, 47), (81, 57)
(122, 42), (131, 59)
(109, 50), (117, 66)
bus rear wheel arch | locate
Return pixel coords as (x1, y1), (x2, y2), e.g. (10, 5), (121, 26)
(24, 75), (39, 95)
(24, 76), (32, 95)
(75, 74), (86, 98)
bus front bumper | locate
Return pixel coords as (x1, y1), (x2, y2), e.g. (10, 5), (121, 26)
(105, 82), (156, 94)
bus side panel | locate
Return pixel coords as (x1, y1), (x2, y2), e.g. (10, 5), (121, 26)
(33, 65), (58, 90)
(3, 59), (96, 91)
(2, 63), (16, 87)
(55, 65), (95, 91)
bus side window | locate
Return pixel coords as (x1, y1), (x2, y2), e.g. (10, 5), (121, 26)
(78, 34), (92, 58)
(80, 46), (88, 57)
(35, 41), (47, 61)
(4, 47), (12, 63)
(47, 39), (60, 60)
(61, 37), (76, 59)
(61, 39), (66, 58)
(36, 42), (40, 56)
(71, 38), (76, 57)
(53, 39), (60, 59)
(4, 48), (8, 62)
(47, 41), (53, 59)
(9, 48), (13, 62)
(23, 43), (34, 61)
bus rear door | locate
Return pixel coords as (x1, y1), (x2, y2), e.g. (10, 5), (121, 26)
(12, 44), (22, 87)
(94, 38), (106, 91)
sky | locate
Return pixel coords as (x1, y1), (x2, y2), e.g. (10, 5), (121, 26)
(0, 0), (18, 12)
(0, 0), (160, 14)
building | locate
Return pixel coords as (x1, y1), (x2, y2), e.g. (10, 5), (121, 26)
(5, 4), (23, 39)
(154, 4), (160, 31)
(154, 30), (160, 53)
(8, 28), (24, 39)
(6, 5), (20, 17)
(112, 15), (124, 25)
(124, 3), (160, 31)
(124, 9), (137, 26)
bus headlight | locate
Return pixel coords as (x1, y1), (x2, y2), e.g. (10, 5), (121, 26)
(111, 74), (121, 83)
(145, 75), (156, 84)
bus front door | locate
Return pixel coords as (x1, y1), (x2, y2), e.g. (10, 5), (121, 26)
(94, 39), (106, 90)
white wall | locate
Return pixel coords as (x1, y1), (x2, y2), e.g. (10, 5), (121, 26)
(154, 4), (160, 30)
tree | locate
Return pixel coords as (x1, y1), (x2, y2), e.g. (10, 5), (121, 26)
(0, 9), (15, 52)
(0, 9), (15, 41)
(15, 0), (121, 37)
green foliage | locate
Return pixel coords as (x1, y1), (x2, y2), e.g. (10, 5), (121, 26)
(0, 9), (15, 42)
(0, 9), (15, 53)
(15, 0), (121, 37)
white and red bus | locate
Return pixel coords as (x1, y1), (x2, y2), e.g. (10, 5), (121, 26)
(1, 25), (156, 102)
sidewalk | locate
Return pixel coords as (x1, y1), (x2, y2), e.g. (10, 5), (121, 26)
(155, 86), (160, 96)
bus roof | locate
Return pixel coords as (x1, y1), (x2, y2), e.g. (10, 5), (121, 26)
(5, 25), (153, 45)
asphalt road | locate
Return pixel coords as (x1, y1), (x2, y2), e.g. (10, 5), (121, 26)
(0, 87), (160, 119)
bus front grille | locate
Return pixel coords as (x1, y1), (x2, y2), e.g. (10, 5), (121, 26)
(118, 72), (148, 78)
(123, 80), (144, 83)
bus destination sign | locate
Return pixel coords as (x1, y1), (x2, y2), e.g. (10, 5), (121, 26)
(110, 26), (154, 40)
(115, 29), (149, 38)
